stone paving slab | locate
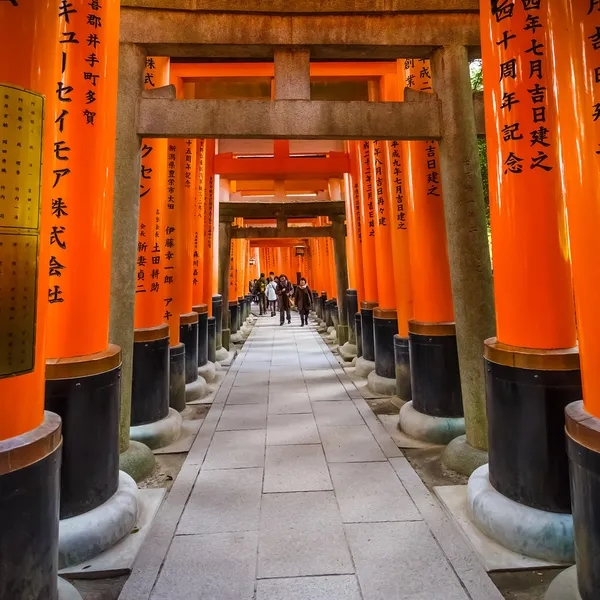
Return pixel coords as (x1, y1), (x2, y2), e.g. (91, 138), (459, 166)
(216, 403), (268, 431)
(226, 384), (269, 405)
(150, 531), (258, 600)
(312, 400), (364, 427)
(203, 429), (266, 470)
(256, 575), (362, 600)
(177, 467), (263, 535)
(319, 425), (387, 462)
(267, 391), (312, 414)
(263, 444), (332, 492)
(266, 413), (320, 445)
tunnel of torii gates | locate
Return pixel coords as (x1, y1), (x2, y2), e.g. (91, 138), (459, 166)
(2, 0), (600, 599)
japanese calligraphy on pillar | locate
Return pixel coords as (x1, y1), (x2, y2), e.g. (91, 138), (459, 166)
(490, 0), (554, 176)
(0, 86), (43, 376)
(163, 143), (177, 322)
(585, 0), (600, 157)
(389, 141), (407, 231)
(362, 142), (375, 238)
(193, 140), (205, 288)
(373, 141), (390, 228)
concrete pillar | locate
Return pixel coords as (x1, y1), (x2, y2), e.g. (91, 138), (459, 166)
(218, 218), (234, 357)
(274, 48), (310, 100)
(331, 217), (349, 346)
(431, 44), (496, 474)
(110, 43), (156, 481)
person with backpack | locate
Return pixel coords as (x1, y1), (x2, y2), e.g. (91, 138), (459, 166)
(294, 277), (312, 327)
(257, 273), (267, 315)
(266, 276), (278, 317)
(276, 273), (294, 325)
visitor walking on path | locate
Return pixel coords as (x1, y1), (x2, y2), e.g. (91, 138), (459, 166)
(294, 277), (313, 327)
(266, 276), (278, 317)
(277, 274), (294, 325)
(257, 273), (268, 315)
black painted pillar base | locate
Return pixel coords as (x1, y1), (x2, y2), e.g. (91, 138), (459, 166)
(0, 412), (62, 600)
(193, 304), (209, 368)
(180, 313), (200, 385)
(563, 401), (600, 600)
(325, 300), (333, 328)
(360, 301), (378, 363)
(394, 334), (412, 403)
(45, 346), (121, 520)
(207, 316), (217, 363)
(131, 324), (170, 426)
(355, 312), (363, 358)
(212, 294), (223, 351)
(346, 289), (358, 344)
(373, 309), (398, 379)
(484, 339), (582, 513)
(319, 292), (328, 322)
(169, 342), (186, 412)
(408, 321), (463, 419)
(229, 301), (239, 334)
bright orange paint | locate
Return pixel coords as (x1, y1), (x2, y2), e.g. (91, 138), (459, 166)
(481, 1), (576, 349)
(404, 61), (454, 324)
(347, 142), (365, 301)
(356, 141), (379, 302)
(0, 0), (60, 440)
(202, 140), (216, 309)
(45, 0), (120, 358)
(134, 57), (169, 330)
(548, 0), (599, 414)
(371, 141), (397, 310)
(192, 139), (206, 305)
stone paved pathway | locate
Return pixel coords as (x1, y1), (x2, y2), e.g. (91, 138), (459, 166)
(120, 311), (503, 600)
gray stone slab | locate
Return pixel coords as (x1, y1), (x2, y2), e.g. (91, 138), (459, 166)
(312, 401), (364, 427)
(345, 522), (469, 600)
(263, 445), (332, 493)
(177, 467), (263, 535)
(319, 425), (386, 463)
(329, 462), (421, 523)
(352, 397), (405, 458)
(217, 403), (268, 431)
(150, 531), (258, 600)
(307, 381), (351, 402)
(301, 359), (336, 370)
(203, 429), (266, 470)
(258, 492), (354, 578)
(267, 413), (320, 445)
(233, 371), (269, 387)
(226, 384), (269, 405)
(268, 392), (312, 415)
(256, 576), (362, 600)
(389, 458), (505, 600)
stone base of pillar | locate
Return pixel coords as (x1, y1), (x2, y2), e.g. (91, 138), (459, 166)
(545, 566), (581, 600)
(130, 408), (183, 450)
(59, 471), (138, 569)
(119, 440), (155, 482)
(337, 324), (349, 346)
(442, 434), (488, 477)
(215, 345), (230, 363)
(58, 577), (83, 600)
(0, 412), (62, 600)
(222, 328), (231, 350)
(393, 335), (412, 404)
(198, 360), (217, 383)
(186, 375), (208, 403)
(355, 356), (376, 378)
(367, 370), (396, 396)
(399, 401), (465, 445)
(169, 343), (187, 413)
(327, 328), (338, 342)
(327, 326), (335, 334)
(468, 465), (574, 564)
(339, 342), (357, 362)
(231, 332), (244, 344)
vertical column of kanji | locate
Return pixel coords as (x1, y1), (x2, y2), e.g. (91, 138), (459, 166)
(180, 135), (205, 403)
(43, 0), (138, 569)
(0, 4), (76, 599)
(129, 56), (177, 450)
(365, 139), (399, 395)
(397, 59), (464, 446)
(547, 3), (600, 596)
(348, 142), (365, 302)
(465, 0), (579, 565)
(202, 139), (216, 308)
(229, 235), (239, 341)
(356, 141), (379, 378)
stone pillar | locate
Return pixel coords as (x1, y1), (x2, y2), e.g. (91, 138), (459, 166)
(0, 4), (80, 598)
(44, 0), (138, 570)
(397, 60), (464, 446)
(465, 5), (580, 564)
(216, 218), (233, 361)
(110, 42), (156, 480)
(331, 217), (349, 346)
(431, 45), (497, 472)
(274, 48), (310, 100)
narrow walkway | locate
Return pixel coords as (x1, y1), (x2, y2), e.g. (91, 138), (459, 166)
(120, 312), (502, 600)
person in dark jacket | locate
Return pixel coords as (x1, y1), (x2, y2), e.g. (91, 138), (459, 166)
(276, 273), (294, 325)
(294, 277), (312, 327)
(256, 273), (267, 315)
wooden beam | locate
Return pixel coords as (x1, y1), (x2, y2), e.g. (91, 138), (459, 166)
(138, 98), (442, 140)
(220, 200), (346, 219)
(233, 226), (332, 239)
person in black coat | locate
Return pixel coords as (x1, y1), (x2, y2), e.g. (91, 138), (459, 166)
(294, 277), (312, 327)
(276, 273), (294, 325)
